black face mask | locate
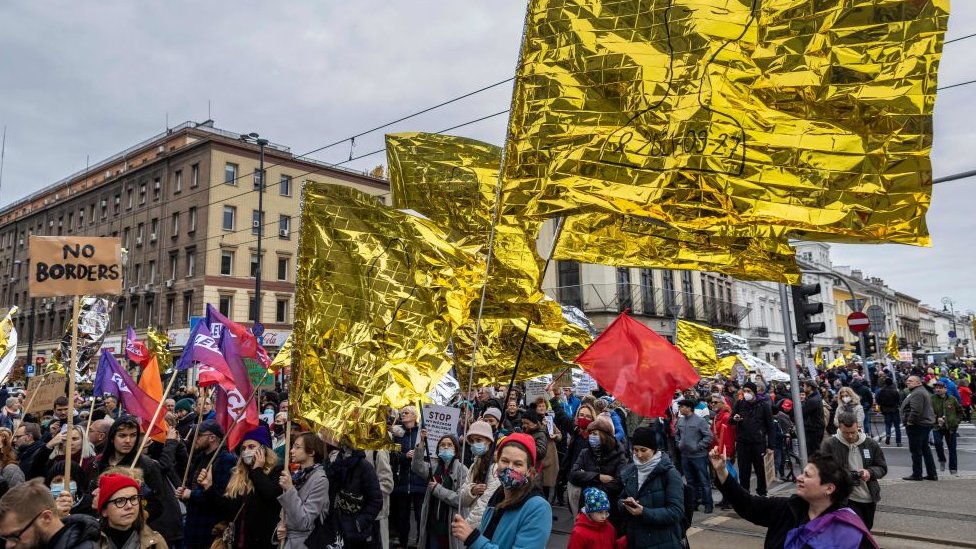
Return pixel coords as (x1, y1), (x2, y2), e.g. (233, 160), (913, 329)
(273, 424), (285, 436)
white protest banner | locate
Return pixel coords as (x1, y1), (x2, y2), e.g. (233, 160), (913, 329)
(574, 370), (598, 396)
(422, 404), (460, 455)
(525, 375), (552, 404)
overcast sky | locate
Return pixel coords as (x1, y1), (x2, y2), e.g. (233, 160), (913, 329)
(1, 2), (974, 313)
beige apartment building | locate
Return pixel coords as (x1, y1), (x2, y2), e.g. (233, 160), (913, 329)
(0, 120), (386, 366)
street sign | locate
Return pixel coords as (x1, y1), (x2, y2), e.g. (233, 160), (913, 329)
(866, 305), (886, 330)
(34, 356), (45, 366)
(848, 312), (870, 333)
(25, 365), (34, 377)
(845, 298), (866, 312)
(949, 330), (957, 339)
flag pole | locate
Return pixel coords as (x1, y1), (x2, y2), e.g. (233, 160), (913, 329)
(63, 296), (80, 492)
(204, 369), (271, 470)
(181, 386), (211, 487)
(130, 372), (179, 469)
(83, 397), (97, 440)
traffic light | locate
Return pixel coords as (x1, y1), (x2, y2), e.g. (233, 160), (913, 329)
(790, 283), (826, 343)
(865, 337), (878, 356)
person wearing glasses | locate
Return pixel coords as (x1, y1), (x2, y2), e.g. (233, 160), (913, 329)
(0, 478), (101, 549)
(97, 472), (168, 549)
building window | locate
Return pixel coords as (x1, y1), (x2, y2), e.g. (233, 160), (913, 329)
(153, 177), (161, 200)
(146, 297), (155, 326)
(139, 183), (147, 204)
(183, 292), (193, 322)
(186, 250), (195, 277)
(276, 299), (288, 323)
(248, 298), (257, 321)
(662, 270), (676, 314)
(220, 251), (234, 276)
(277, 257), (289, 281)
(279, 215), (291, 238)
(150, 218), (159, 241)
(136, 223), (144, 246)
(171, 212), (180, 237)
(556, 261), (582, 309)
(616, 268), (632, 312)
(122, 227), (130, 249)
(174, 170), (183, 193)
(222, 206), (236, 231)
(167, 298), (175, 325)
(253, 169), (263, 190)
(67, 213), (73, 231)
(149, 260), (157, 284)
(250, 253), (260, 278)
(252, 210), (264, 235)
(280, 175), (292, 196)
(126, 188), (134, 209)
(219, 296), (232, 318)
(225, 163), (238, 185)
(681, 271), (695, 319)
(190, 163), (199, 188)
(78, 208), (84, 227)
(640, 269), (656, 316)
(131, 299), (140, 327)
(169, 253), (178, 280)
(117, 300), (126, 331)
(101, 201), (108, 219)
(134, 263), (143, 285)
(188, 207), (197, 233)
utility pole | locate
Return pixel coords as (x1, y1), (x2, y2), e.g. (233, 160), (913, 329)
(241, 133), (269, 335)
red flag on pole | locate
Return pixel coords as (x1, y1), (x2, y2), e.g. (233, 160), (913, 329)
(575, 311), (700, 418)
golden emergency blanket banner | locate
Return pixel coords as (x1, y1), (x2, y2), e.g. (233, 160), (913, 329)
(386, 133), (590, 384)
(505, 0), (950, 245)
(676, 320), (720, 376)
(293, 182), (482, 448)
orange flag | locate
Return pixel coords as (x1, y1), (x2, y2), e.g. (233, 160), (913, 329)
(137, 355), (166, 443)
(575, 312), (700, 418)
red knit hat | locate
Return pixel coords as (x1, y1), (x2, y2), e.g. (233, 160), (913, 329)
(495, 432), (537, 466)
(98, 473), (141, 511)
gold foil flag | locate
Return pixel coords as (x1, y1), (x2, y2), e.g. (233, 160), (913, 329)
(147, 328), (172, 369)
(676, 320), (720, 376)
(886, 332), (899, 361)
(269, 334), (292, 374)
(0, 307), (18, 362)
(386, 132), (590, 384)
(505, 0), (950, 245)
(293, 182), (482, 449)
(814, 347), (824, 368)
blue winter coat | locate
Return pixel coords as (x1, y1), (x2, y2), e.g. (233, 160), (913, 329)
(616, 453), (685, 549)
(469, 490), (552, 549)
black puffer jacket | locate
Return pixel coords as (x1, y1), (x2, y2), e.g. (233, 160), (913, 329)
(327, 450), (384, 548)
(569, 444), (628, 503)
(876, 385), (901, 414)
(801, 390), (826, 441)
(48, 515), (103, 549)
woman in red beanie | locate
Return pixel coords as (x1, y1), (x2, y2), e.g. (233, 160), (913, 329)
(97, 472), (168, 549)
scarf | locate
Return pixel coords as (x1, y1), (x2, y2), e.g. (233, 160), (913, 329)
(292, 463), (322, 492)
(784, 507), (878, 549)
(430, 460), (455, 545)
(637, 451), (662, 488)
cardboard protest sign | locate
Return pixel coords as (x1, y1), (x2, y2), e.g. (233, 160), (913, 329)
(525, 375), (551, 404)
(24, 372), (67, 414)
(422, 404), (460, 456)
(29, 237), (123, 297)
(574, 370), (598, 396)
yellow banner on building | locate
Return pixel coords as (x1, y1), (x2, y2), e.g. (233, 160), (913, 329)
(293, 182), (483, 448)
(504, 0), (949, 245)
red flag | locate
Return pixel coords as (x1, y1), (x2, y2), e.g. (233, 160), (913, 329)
(575, 312), (700, 418)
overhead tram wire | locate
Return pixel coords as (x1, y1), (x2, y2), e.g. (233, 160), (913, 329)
(945, 32), (976, 45)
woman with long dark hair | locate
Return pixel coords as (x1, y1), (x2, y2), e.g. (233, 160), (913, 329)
(459, 421), (498, 528)
(450, 433), (552, 549)
(413, 432), (468, 549)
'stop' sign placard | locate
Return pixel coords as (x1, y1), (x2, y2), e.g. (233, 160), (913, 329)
(28, 236), (123, 297)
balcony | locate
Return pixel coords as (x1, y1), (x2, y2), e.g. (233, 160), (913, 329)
(546, 283), (750, 328)
(752, 326), (770, 340)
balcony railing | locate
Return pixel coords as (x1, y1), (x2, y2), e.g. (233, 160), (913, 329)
(546, 283), (750, 328)
(753, 326), (770, 339)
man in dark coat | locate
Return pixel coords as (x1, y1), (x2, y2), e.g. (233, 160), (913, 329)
(729, 381), (775, 496)
(801, 380), (826, 451)
(176, 420), (236, 549)
(0, 479), (102, 549)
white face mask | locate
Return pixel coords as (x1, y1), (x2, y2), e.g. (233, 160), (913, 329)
(743, 392), (755, 402)
(841, 397), (851, 404)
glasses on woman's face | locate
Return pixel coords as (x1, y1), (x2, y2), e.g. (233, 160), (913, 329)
(107, 495), (141, 509)
(0, 511), (44, 544)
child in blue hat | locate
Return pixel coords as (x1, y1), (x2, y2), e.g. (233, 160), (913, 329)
(568, 487), (626, 549)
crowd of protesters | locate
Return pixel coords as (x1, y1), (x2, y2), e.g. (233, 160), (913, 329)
(0, 357), (969, 549)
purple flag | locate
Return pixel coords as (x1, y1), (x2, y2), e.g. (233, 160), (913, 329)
(214, 331), (259, 450)
(92, 350), (166, 438)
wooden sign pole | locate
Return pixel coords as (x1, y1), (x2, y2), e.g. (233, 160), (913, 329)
(63, 296), (80, 492)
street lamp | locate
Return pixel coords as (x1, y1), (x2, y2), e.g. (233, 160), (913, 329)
(241, 133), (269, 333)
(942, 296), (958, 351)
